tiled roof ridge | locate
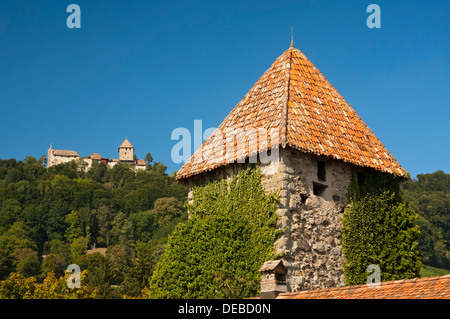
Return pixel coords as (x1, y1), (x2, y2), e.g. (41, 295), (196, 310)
(278, 274), (450, 297)
(281, 48), (294, 148)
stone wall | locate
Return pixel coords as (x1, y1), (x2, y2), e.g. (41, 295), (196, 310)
(272, 147), (356, 291)
(185, 146), (364, 291)
(47, 153), (80, 168)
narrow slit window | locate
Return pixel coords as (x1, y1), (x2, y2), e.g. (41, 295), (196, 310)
(317, 161), (326, 181)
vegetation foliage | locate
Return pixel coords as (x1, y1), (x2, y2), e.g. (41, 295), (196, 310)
(342, 171), (422, 285)
(0, 155), (187, 298)
(149, 167), (279, 299)
(0, 153), (448, 298)
(400, 171), (450, 269)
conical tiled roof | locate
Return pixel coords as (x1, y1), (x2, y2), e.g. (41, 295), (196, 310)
(176, 46), (408, 180)
(119, 138), (134, 149)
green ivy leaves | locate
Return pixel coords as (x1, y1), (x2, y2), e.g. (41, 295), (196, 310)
(149, 167), (278, 298)
(342, 171), (421, 285)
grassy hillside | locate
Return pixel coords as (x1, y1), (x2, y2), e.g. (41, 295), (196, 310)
(420, 264), (450, 278)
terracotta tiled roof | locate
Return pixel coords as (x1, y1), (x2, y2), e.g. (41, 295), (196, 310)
(52, 150), (80, 157)
(136, 159), (146, 166)
(119, 138), (134, 149)
(276, 275), (450, 299)
(176, 46), (408, 181)
(90, 153), (102, 160)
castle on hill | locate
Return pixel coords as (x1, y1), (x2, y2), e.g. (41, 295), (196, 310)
(47, 138), (146, 171)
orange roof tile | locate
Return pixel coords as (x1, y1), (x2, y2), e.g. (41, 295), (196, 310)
(176, 46), (408, 180)
(136, 159), (146, 166)
(276, 275), (450, 299)
(119, 138), (134, 149)
(90, 153), (102, 160)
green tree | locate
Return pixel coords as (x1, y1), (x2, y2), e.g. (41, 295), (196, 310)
(144, 153), (153, 167)
(106, 245), (130, 285)
(131, 211), (156, 243)
(13, 248), (40, 277)
(70, 236), (88, 262)
(401, 171), (450, 269)
(111, 213), (134, 253)
(85, 253), (117, 299)
(151, 197), (184, 226)
(96, 205), (113, 247)
(65, 210), (83, 243)
(0, 222), (37, 279)
(23, 156), (37, 165)
(46, 239), (72, 267)
(41, 254), (65, 278)
(122, 241), (155, 297)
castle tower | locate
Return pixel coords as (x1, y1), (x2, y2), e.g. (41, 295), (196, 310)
(176, 42), (407, 291)
(118, 138), (135, 162)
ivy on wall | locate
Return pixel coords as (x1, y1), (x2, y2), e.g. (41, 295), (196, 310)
(149, 167), (279, 298)
(342, 170), (421, 285)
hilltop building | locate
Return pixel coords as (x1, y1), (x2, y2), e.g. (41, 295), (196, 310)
(47, 138), (146, 171)
(176, 41), (407, 291)
(47, 147), (80, 167)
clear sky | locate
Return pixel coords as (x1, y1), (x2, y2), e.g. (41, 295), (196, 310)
(0, 0), (448, 178)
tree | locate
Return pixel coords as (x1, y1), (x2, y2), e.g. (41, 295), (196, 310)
(144, 153), (153, 167)
(0, 222), (37, 279)
(38, 155), (47, 167)
(96, 205), (113, 247)
(401, 171), (450, 269)
(85, 253), (116, 299)
(131, 211), (156, 243)
(106, 245), (130, 285)
(122, 241), (155, 297)
(151, 197), (184, 226)
(46, 239), (72, 267)
(70, 236), (88, 262)
(0, 271), (99, 299)
(111, 213), (134, 254)
(23, 156), (37, 165)
(65, 210), (83, 243)
(342, 171), (421, 285)
(41, 254), (65, 278)
(13, 248), (40, 278)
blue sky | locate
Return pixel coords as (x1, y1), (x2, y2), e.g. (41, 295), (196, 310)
(0, 0), (448, 178)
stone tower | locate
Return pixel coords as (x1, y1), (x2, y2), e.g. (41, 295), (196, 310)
(118, 138), (135, 162)
(176, 43), (408, 291)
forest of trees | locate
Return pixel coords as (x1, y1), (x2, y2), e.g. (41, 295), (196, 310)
(0, 153), (448, 298)
(400, 170), (450, 270)
(0, 155), (188, 297)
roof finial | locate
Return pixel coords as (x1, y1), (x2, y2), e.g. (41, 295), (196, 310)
(290, 26), (295, 49)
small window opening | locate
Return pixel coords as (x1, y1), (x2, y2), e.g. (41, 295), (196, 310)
(300, 193), (309, 204)
(313, 182), (327, 197)
(317, 161), (326, 181)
